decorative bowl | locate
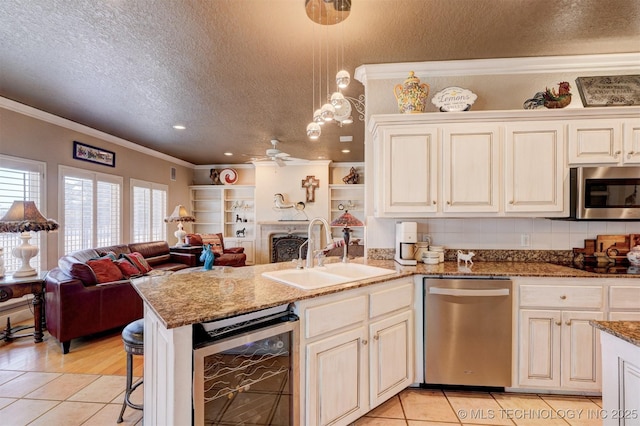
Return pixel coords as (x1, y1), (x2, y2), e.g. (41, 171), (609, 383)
(627, 245), (640, 266)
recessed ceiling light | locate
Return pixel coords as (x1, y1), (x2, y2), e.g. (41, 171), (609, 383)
(172, 124), (186, 130)
(224, 152), (233, 156)
(340, 136), (353, 142)
(317, 156), (325, 159)
(341, 149), (350, 153)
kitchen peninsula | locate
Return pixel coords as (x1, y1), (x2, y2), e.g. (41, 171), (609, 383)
(132, 259), (640, 425)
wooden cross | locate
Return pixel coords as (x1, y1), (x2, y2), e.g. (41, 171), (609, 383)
(301, 175), (320, 203)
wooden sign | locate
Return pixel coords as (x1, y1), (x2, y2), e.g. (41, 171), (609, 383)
(575, 75), (640, 107)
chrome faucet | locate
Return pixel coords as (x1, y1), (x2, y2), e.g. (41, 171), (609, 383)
(305, 217), (333, 269)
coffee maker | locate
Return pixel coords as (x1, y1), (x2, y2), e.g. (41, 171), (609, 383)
(395, 222), (418, 266)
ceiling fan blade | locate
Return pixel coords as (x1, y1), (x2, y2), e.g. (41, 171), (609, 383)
(274, 157), (286, 167)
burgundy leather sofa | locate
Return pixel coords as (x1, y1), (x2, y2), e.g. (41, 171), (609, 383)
(185, 233), (247, 267)
(45, 241), (192, 354)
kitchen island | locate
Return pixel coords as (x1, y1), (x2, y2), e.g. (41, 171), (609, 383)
(131, 259), (639, 425)
(590, 321), (640, 426)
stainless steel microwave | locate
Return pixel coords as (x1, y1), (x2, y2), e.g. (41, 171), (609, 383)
(570, 167), (640, 220)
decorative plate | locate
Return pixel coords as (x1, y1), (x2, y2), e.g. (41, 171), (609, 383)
(431, 87), (477, 112)
(219, 168), (238, 185)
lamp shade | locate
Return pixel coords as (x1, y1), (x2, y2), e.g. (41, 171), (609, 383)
(164, 205), (195, 223)
(0, 200), (59, 233)
(330, 211), (363, 227)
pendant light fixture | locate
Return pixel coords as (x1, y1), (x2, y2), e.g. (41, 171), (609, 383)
(305, 0), (363, 140)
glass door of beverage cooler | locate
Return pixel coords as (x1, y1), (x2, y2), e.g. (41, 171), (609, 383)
(193, 308), (298, 426)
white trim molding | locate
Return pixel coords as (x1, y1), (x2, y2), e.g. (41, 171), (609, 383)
(355, 53), (640, 84)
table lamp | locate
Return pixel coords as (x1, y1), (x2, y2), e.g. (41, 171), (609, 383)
(164, 205), (196, 247)
(330, 210), (364, 263)
(0, 200), (59, 277)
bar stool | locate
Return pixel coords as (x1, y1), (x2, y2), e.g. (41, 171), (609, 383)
(117, 319), (144, 423)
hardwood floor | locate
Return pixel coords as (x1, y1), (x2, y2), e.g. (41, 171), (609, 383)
(0, 323), (141, 377)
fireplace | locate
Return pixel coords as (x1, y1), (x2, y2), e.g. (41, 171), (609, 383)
(271, 235), (307, 263)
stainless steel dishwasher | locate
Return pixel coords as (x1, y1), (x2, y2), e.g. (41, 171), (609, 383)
(424, 277), (512, 388)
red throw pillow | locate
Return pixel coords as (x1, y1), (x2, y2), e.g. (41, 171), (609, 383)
(201, 234), (223, 255)
(121, 252), (153, 273)
(115, 258), (142, 278)
(185, 233), (203, 246)
(86, 258), (124, 283)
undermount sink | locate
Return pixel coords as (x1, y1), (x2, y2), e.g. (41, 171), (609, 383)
(262, 263), (396, 290)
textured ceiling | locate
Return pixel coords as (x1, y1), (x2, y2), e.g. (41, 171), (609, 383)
(1, 0), (639, 165)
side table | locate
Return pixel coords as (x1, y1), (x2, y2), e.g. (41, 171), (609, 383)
(170, 245), (203, 266)
(0, 271), (47, 343)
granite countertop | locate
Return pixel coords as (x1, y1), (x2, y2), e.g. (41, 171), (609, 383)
(590, 321), (640, 347)
(132, 259), (640, 330)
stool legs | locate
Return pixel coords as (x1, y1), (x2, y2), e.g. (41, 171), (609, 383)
(117, 351), (143, 423)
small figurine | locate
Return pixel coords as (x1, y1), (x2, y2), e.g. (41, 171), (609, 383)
(200, 244), (215, 270)
(342, 167), (360, 184)
(457, 250), (475, 267)
(236, 214), (242, 223)
(236, 228), (246, 238)
(524, 82), (572, 109)
(209, 169), (221, 185)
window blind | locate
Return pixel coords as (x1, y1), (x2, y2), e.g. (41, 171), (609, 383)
(131, 179), (167, 243)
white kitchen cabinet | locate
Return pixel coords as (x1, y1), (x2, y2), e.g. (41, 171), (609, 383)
(441, 125), (500, 213)
(297, 278), (414, 426)
(517, 280), (604, 392)
(375, 124), (438, 216)
(568, 119), (640, 165)
(306, 327), (368, 426)
(504, 122), (566, 214)
(609, 285), (640, 320)
(518, 309), (603, 391)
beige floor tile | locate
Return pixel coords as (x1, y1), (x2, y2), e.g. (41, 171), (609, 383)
(27, 401), (104, 426)
(0, 370), (24, 386)
(25, 373), (100, 400)
(0, 398), (60, 425)
(408, 421), (462, 425)
(110, 379), (143, 405)
(400, 389), (459, 423)
(0, 371), (61, 398)
(0, 397), (17, 410)
(364, 395), (405, 419)
(354, 417), (407, 426)
(540, 395), (602, 426)
(67, 375), (126, 403)
(492, 393), (567, 426)
(445, 391), (513, 425)
(82, 403), (143, 426)
(589, 397), (602, 408)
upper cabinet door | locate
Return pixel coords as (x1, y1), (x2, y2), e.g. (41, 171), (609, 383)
(623, 119), (640, 164)
(504, 122), (566, 214)
(567, 120), (624, 165)
(376, 125), (438, 217)
(442, 125), (501, 213)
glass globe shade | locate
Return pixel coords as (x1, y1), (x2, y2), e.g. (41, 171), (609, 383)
(330, 92), (345, 109)
(320, 103), (335, 122)
(313, 108), (325, 125)
(336, 70), (351, 89)
(306, 122), (321, 140)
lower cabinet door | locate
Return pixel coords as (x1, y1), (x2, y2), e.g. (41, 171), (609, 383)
(369, 310), (414, 408)
(519, 310), (561, 388)
(306, 327), (368, 426)
(560, 310), (603, 391)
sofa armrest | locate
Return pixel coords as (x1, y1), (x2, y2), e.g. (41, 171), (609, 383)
(170, 252), (197, 267)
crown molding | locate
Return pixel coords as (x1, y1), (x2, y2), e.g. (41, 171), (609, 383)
(355, 53), (640, 84)
(0, 96), (194, 168)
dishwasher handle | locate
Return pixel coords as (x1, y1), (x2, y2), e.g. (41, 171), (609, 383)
(428, 287), (510, 297)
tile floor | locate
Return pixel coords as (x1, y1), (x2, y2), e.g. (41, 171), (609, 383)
(0, 370), (143, 425)
(354, 388), (604, 426)
(0, 368), (605, 426)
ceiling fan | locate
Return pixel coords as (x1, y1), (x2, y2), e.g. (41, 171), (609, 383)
(248, 139), (308, 167)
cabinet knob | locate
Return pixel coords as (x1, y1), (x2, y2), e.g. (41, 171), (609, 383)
(555, 321), (562, 326)
(565, 320), (572, 326)
(614, 150), (622, 158)
(509, 200), (514, 204)
(560, 295), (567, 300)
(374, 334), (379, 340)
(361, 339), (368, 346)
(446, 201), (451, 205)
(628, 151), (635, 158)
(432, 200), (436, 205)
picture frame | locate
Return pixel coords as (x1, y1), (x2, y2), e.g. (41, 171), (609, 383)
(575, 75), (640, 107)
(73, 141), (116, 167)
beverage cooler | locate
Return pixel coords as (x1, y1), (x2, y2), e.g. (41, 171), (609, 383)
(193, 304), (299, 425)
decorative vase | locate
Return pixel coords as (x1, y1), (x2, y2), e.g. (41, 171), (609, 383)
(627, 245), (640, 266)
(394, 71), (430, 113)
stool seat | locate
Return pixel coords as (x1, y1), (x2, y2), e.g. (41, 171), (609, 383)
(117, 319), (144, 423)
(122, 319), (144, 355)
